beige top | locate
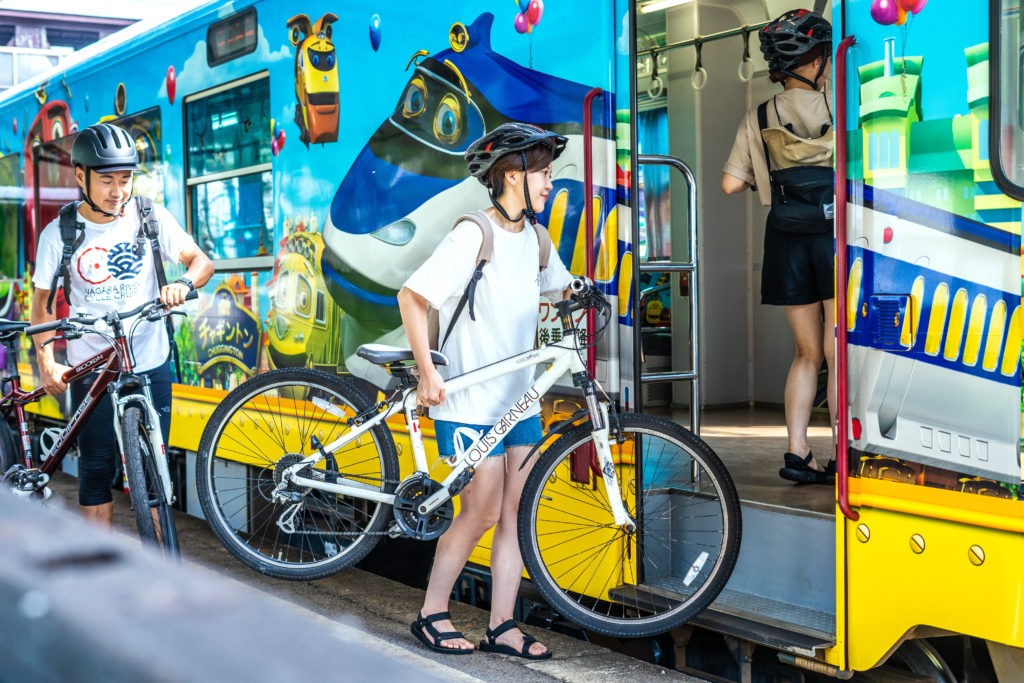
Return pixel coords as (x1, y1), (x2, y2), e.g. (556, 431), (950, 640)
(723, 88), (835, 206)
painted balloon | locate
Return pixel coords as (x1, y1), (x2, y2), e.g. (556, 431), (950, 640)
(277, 128), (286, 150)
(911, 0), (927, 13)
(11, 118), (15, 135)
(894, 5), (907, 24)
(514, 12), (530, 34)
(870, 0), (899, 25)
(517, 0), (530, 12)
(369, 14), (382, 51)
(527, 0), (544, 26)
(166, 65), (176, 105)
(271, 138), (279, 157)
(898, 0), (917, 10)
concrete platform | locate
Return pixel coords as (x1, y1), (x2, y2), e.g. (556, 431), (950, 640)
(44, 473), (699, 682)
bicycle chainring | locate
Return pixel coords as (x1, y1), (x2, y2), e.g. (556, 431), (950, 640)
(392, 475), (454, 541)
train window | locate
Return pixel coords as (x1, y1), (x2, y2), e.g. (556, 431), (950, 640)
(991, 0), (1024, 200)
(115, 107), (164, 205)
(207, 7), (258, 68)
(184, 72), (272, 268)
(314, 290), (327, 325)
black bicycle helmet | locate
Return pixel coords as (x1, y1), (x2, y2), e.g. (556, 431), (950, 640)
(71, 123), (139, 218)
(759, 9), (832, 87)
(465, 122), (567, 222)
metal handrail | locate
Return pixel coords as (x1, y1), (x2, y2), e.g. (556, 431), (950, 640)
(636, 153), (700, 435)
(582, 87), (602, 377)
(636, 22), (770, 59)
(835, 35), (859, 522)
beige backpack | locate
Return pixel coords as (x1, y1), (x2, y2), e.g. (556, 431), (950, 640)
(427, 210), (553, 351)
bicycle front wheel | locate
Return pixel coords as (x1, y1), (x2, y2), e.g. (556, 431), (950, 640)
(121, 406), (180, 559)
(0, 418), (18, 473)
(518, 413), (741, 638)
(197, 368), (399, 580)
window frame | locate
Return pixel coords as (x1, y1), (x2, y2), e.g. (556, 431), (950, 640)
(988, 0), (1024, 201)
(183, 70), (273, 271)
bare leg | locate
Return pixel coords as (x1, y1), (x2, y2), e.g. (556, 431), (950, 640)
(418, 457), (504, 651)
(822, 298), (837, 450)
(488, 445), (548, 656)
(783, 303), (826, 470)
(80, 502), (114, 527)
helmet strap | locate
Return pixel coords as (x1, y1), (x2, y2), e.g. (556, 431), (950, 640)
(82, 168), (131, 219)
(780, 68), (818, 90)
(488, 152), (533, 224)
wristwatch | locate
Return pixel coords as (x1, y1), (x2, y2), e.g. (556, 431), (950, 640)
(175, 277), (194, 291)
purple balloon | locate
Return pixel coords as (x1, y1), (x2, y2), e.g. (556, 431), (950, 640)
(871, 0), (899, 25)
(271, 138), (279, 157)
(514, 12), (530, 34)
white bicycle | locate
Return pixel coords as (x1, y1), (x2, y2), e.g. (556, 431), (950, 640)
(196, 279), (740, 636)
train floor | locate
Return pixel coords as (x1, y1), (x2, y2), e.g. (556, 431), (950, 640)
(649, 405), (836, 515)
(44, 472), (697, 683)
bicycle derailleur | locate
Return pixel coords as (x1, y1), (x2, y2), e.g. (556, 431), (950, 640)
(2, 465), (52, 501)
(392, 473), (455, 541)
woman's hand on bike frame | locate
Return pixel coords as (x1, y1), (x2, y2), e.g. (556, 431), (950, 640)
(416, 365), (446, 408)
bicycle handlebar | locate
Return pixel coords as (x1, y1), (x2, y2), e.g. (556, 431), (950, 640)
(24, 290), (198, 337)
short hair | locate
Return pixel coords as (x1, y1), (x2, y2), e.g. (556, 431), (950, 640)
(487, 144), (556, 197)
(769, 44), (828, 84)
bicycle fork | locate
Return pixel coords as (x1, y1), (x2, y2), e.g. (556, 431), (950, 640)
(110, 386), (174, 506)
(587, 399), (637, 533)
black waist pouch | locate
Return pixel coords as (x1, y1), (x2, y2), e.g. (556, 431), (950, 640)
(767, 165), (834, 234)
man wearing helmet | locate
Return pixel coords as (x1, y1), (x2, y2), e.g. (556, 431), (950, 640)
(30, 123), (213, 526)
(398, 122), (574, 659)
(722, 9), (837, 485)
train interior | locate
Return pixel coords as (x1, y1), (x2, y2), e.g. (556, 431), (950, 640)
(632, 0), (838, 653)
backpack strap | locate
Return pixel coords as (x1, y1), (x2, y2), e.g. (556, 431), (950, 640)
(134, 196), (181, 378)
(531, 222), (552, 273)
(438, 211), (493, 350)
(46, 202), (86, 314)
(757, 99), (772, 174)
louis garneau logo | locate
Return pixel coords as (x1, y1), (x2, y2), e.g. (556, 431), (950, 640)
(76, 241), (145, 302)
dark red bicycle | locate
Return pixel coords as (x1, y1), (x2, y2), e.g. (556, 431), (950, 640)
(0, 291), (197, 558)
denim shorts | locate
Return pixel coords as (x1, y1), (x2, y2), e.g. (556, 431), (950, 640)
(434, 415), (542, 457)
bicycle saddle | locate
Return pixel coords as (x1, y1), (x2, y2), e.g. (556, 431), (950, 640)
(356, 343), (448, 367)
(0, 318), (29, 342)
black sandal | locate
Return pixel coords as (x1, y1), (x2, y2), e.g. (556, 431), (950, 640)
(410, 611), (473, 655)
(779, 451), (834, 485)
(478, 619), (552, 660)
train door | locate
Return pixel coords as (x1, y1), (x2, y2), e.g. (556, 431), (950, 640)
(630, 0), (840, 673)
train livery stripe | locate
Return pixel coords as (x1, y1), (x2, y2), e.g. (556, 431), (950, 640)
(846, 245), (1020, 386)
(848, 182), (1022, 255)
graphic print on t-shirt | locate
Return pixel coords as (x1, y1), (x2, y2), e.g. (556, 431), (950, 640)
(76, 241), (144, 302)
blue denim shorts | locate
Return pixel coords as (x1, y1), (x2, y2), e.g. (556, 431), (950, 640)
(434, 415), (542, 457)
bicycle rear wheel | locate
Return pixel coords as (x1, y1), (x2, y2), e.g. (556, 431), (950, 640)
(197, 368), (399, 580)
(121, 406), (180, 559)
(518, 413), (741, 638)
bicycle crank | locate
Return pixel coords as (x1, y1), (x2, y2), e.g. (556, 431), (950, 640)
(392, 474), (453, 541)
(2, 465), (52, 500)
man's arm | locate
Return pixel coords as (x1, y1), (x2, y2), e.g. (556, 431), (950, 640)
(29, 287), (70, 395)
(160, 243), (214, 307)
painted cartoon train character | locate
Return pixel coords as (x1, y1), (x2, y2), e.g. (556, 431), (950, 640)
(318, 12), (623, 385)
(286, 12), (339, 146)
(267, 227), (344, 373)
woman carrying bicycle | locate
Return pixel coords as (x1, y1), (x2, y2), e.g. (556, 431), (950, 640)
(397, 122), (574, 658)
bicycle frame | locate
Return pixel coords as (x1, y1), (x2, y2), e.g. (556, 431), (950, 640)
(0, 334), (173, 504)
(282, 334), (637, 531)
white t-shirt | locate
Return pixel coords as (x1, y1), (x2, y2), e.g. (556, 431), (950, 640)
(403, 214), (574, 424)
(32, 198), (197, 372)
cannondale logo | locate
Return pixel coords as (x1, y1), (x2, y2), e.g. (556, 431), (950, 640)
(106, 242), (144, 280)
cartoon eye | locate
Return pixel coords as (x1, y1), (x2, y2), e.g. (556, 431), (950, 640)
(289, 26), (302, 47)
(296, 275), (312, 317)
(433, 94), (462, 145)
(312, 53), (320, 67)
(325, 25), (332, 39)
(326, 53), (334, 68)
(402, 77), (427, 118)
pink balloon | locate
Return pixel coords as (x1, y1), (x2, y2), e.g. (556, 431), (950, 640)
(271, 138), (279, 157)
(911, 0), (927, 13)
(514, 12), (530, 34)
(277, 128), (286, 150)
(527, 0), (544, 25)
(870, 0), (899, 25)
(166, 65), (176, 105)
(898, 0), (916, 10)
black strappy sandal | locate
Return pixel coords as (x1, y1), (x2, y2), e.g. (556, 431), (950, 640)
(779, 451), (834, 485)
(410, 611), (473, 655)
(478, 619), (552, 660)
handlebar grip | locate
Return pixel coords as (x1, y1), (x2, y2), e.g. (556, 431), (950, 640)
(185, 289), (199, 302)
(24, 319), (64, 336)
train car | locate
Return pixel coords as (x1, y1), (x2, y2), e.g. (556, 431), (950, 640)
(0, 0), (1021, 679)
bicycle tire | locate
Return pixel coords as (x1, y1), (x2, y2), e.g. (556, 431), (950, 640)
(121, 406), (180, 559)
(518, 412), (741, 638)
(197, 368), (399, 580)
